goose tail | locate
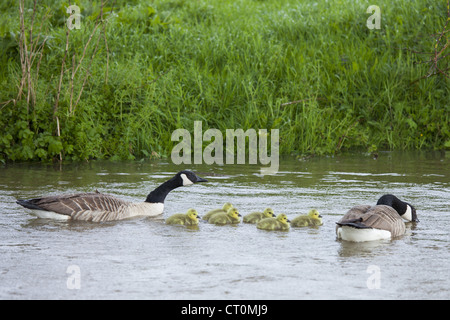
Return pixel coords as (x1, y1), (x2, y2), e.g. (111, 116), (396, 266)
(336, 218), (372, 229)
(16, 199), (47, 211)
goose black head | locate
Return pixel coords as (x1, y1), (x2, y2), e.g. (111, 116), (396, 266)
(177, 170), (208, 186)
(377, 194), (419, 222)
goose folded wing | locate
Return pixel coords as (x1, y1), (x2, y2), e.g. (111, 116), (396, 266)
(355, 205), (406, 237)
(338, 205), (372, 221)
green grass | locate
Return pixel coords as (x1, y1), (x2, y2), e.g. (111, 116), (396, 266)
(0, 0), (449, 162)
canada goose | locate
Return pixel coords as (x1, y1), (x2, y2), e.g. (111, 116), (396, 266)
(291, 209), (323, 227)
(16, 170), (208, 222)
(336, 194), (418, 242)
(257, 213), (290, 231)
(166, 209), (200, 226)
(243, 208), (275, 224)
(208, 207), (241, 225)
(202, 202), (233, 221)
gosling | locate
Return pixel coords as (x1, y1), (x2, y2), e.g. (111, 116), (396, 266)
(257, 213), (290, 231)
(208, 207), (241, 225)
(291, 209), (323, 227)
(202, 202), (233, 221)
(166, 208), (200, 226)
(243, 208), (275, 224)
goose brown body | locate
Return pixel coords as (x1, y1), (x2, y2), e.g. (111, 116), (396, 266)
(16, 171), (207, 222)
(336, 205), (406, 239)
(16, 192), (150, 222)
(336, 195), (417, 242)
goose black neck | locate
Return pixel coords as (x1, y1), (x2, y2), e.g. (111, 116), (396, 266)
(145, 176), (181, 203)
(377, 194), (406, 215)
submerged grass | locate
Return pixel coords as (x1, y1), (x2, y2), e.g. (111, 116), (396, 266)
(0, 0), (448, 162)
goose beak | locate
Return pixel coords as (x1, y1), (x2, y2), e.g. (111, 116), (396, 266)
(318, 215), (323, 218)
(196, 176), (208, 183)
(287, 219), (291, 223)
(197, 215), (202, 219)
(238, 213), (242, 217)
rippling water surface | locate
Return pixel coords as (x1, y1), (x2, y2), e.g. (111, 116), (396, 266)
(0, 152), (449, 299)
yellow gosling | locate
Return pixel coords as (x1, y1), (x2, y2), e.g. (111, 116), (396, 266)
(166, 208), (200, 226)
(202, 202), (233, 221)
(243, 208), (275, 224)
(257, 213), (290, 231)
(209, 207), (241, 225)
(291, 209), (323, 227)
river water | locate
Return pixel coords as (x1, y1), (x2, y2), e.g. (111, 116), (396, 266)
(0, 151), (448, 299)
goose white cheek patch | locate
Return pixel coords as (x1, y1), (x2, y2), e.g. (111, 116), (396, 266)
(403, 205), (413, 221)
(180, 173), (194, 186)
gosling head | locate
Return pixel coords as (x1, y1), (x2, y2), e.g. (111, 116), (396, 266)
(308, 209), (322, 220)
(227, 207), (242, 219)
(222, 202), (234, 211)
(277, 213), (290, 225)
(263, 208), (275, 218)
(186, 208), (200, 222)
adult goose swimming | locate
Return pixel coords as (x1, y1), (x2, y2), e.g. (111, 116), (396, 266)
(336, 194), (418, 242)
(16, 170), (207, 222)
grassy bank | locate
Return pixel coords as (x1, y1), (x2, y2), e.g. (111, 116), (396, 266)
(0, 0), (449, 162)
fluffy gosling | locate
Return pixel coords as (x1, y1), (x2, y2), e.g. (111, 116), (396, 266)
(202, 202), (233, 221)
(243, 208), (275, 224)
(166, 209), (200, 226)
(209, 207), (241, 225)
(291, 209), (323, 227)
(257, 213), (290, 231)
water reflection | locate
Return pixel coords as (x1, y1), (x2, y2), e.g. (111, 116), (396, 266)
(21, 216), (119, 232)
(337, 239), (393, 257)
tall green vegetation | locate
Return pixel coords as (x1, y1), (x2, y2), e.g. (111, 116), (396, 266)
(0, 0), (449, 162)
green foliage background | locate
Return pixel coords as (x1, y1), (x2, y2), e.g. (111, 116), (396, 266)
(0, 0), (449, 162)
